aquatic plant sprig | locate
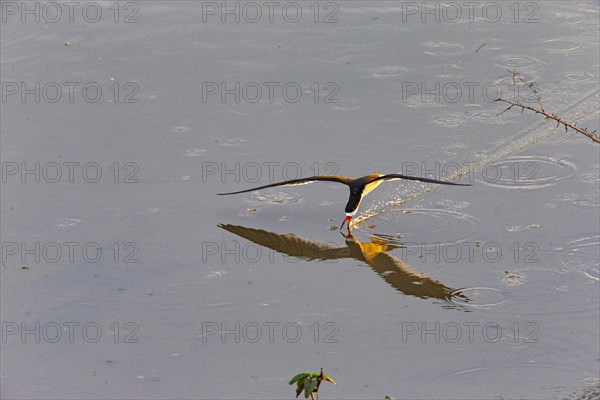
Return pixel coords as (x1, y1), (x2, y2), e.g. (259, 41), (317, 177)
(495, 69), (600, 144)
(289, 368), (336, 399)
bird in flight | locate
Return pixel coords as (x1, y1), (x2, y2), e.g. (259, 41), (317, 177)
(218, 173), (471, 231)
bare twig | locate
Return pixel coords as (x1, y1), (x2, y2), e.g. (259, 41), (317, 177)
(495, 70), (599, 144)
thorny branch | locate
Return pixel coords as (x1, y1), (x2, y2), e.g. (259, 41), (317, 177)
(495, 70), (599, 144)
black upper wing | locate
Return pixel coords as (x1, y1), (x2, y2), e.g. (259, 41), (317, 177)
(373, 173), (471, 186)
(217, 175), (352, 195)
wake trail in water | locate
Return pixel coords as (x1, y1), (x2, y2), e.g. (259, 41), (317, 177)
(353, 89), (600, 227)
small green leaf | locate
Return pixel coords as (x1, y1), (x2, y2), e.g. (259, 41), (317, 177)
(295, 380), (305, 398)
(304, 379), (318, 398)
(289, 373), (309, 385)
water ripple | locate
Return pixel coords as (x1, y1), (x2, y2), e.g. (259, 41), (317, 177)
(468, 110), (511, 124)
(558, 235), (600, 281)
(547, 127), (591, 144)
(502, 271), (528, 286)
(206, 270), (228, 279)
(449, 287), (509, 308)
(580, 164), (600, 183)
(249, 191), (303, 205)
(184, 148), (206, 157)
(421, 363), (579, 399)
(553, 190), (599, 208)
(399, 96), (444, 109)
(495, 55), (541, 70)
(170, 126), (190, 133)
(424, 42), (466, 56)
(539, 38), (583, 53)
(477, 155), (577, 189)
(566, 19), (600, 33)
(354, 208), (479, 246)
(370, 65), (411, 78)
(541, 82), (582, 95)
(560, 71), (596, 83)
(430, 113), (469, 127)
(57, 218), (81, 227)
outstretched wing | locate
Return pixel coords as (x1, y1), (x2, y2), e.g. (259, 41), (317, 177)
(217, 175), (352, 195)
(372, 173), (471, 186)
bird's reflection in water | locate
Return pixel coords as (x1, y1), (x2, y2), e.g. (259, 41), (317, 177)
(218, 224), (470, 308)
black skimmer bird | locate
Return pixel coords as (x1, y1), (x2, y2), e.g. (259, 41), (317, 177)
(217, 173), (471, 230)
